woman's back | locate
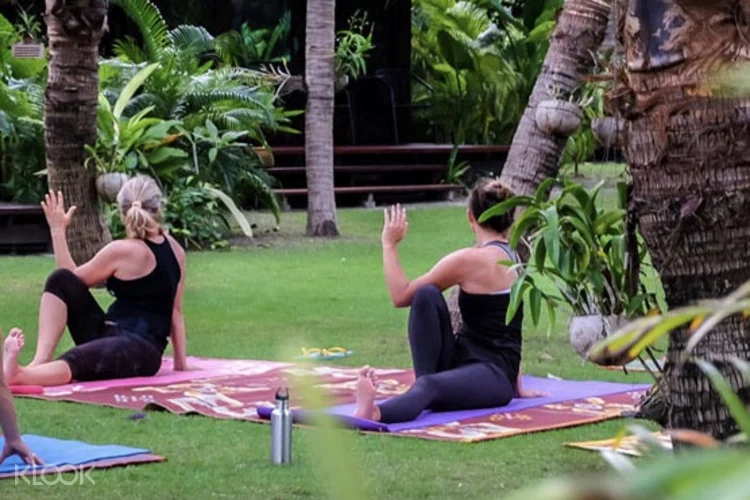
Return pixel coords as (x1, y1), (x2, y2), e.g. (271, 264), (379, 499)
(106, 236), (182, 350)
(456, 241), (518, 295)
(456, 241), (523, 382)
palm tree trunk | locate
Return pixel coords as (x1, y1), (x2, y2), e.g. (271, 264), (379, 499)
(500, 0), (612, 196)
(45, 0), (111, 263)
(618, 0), (750, 439)
(304, 0), (340, 237)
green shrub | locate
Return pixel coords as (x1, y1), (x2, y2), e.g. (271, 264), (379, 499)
(481, 179), (659, 331)
(164, 177), (232, 250)
(411, 0), (560, 144)
(0, 13), (46, 203)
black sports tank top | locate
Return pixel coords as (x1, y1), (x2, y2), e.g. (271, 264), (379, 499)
(105, 237), (182, 352)
(456, 241), (523, 382)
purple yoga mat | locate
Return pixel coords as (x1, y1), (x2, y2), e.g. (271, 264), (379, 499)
(257, 376), (650, 432)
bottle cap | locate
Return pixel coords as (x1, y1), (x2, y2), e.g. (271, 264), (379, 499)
(275, 387), (289, 400)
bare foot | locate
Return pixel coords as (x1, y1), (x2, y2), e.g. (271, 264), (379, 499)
(353, 366), (380, 421)
(3, 328), (25, 384)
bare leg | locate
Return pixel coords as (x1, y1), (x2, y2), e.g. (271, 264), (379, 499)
(353, 366), (381, 421)
(9, 362), (72, 387)
(3, 329), (24, 383)
(4, 328), (72, 386)
(29, 293), (68, 366)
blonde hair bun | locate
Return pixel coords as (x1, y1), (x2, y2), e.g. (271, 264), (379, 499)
(117, 175), (164, 240)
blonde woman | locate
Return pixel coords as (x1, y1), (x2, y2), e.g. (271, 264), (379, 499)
(3, 176), (188, 386)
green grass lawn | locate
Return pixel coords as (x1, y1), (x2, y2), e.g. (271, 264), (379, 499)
(0, 192), (654, 499)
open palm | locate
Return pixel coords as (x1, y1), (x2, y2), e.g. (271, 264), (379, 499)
(382, 204), (409, 247)
(41, 190), (77, 233)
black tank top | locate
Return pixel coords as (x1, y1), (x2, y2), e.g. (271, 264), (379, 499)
(456, 241), (523, 382)
(105, 237), (182, 352)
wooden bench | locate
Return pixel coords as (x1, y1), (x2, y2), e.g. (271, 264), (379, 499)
(0, 202), (50, 254)
(274, 184), (462, 196)
(267, 164), (447, 175)
(260, 144), (510, 157)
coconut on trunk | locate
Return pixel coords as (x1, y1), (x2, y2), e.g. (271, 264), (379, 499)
(535, 99), (582, 136)
(96, 173), (128, 203)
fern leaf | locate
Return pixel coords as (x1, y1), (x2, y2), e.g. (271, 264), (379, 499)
(169, 25), (215, 56)
(110, 0), (170, 61)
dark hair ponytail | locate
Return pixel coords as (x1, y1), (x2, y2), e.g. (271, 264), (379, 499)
(469, 179), (515, 234)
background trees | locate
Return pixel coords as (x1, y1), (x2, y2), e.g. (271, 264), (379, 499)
(44, 0), (112, 263)
(303, 0), (340, 237)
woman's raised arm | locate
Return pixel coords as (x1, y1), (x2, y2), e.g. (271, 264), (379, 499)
(382, 205), (465, 308)
(41, 190), (77, 271)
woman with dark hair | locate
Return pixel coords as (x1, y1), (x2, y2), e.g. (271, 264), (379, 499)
(354, 179), (545, 423)
(3, 176), (188, 387)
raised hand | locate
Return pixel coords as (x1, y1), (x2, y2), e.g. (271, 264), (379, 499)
(41, 190), (77, 234)
(382, 204), (409, 248)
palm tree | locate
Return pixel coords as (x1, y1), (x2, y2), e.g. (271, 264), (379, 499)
(304, 0), (340, 237)
(44, 0), (112, 263)
(499, 0), (613, 196)
(614, 0), (750, 439)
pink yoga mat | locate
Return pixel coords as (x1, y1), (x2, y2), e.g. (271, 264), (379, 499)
(16, 357), (648, 443)
(38, 357), (290, 396)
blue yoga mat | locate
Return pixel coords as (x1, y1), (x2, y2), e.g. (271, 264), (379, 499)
(0, 435), (150, 474)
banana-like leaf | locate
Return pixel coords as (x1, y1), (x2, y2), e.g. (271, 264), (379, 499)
(436, 30), (474, 71)
(145, 147), (188, 164)
(542, 206), (561, 264)
(506, 272), (529, 324)
(534, 177), (558, 204)
(587, 306), (713, 366)
(593, 209), (626, 235)
(561, 214), (595, 247)
(114, 63), (159, 120)
(685, 300), (750, 356)
(205, 186), (253, 239)
(509, 207), (540, 249)
(478, 195), (534, 223)
(534, 237), (547, 273)
(529, 288), (542, 326)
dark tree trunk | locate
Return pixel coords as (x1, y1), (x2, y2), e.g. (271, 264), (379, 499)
(500, 0), (613, 196)
(45, 0), (111, 264)
(304, 0), (340, 237)
(617, 0), (750, 439)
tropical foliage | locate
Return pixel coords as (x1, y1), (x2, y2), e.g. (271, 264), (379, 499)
(480, 179), (659, 331)
(0, 12), (46, 204)
(92, 54), (279, 248)
(588, 279), (750, 367)
(1, 1), (288, 249)
(215, 12), (292, 68)
(411, 0), (561, 144)
(335, 11), (375, 80)
(507, 374), (750, 499)
(508, 281), (750, 499)
(561, 84), (605, 176)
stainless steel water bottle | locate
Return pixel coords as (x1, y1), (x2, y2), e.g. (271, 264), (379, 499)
(270, 387), (292, 465)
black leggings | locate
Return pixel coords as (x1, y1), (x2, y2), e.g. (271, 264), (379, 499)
(45, 269), (163, 382)
(378, 286), (515, 423)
